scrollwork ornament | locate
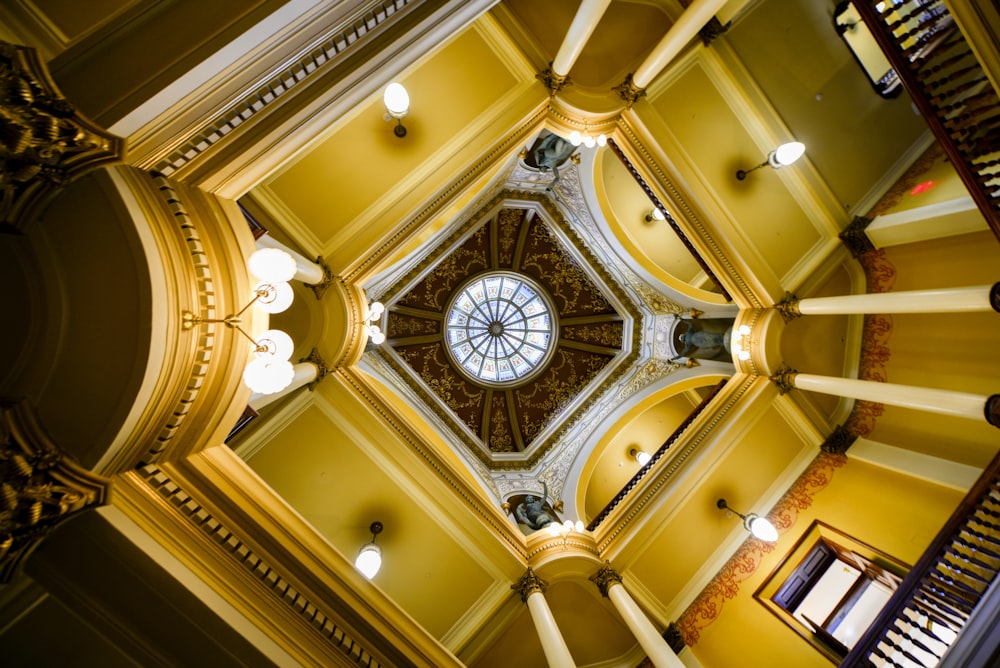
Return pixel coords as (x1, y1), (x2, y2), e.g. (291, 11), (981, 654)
(612, 73), (646, 108)
(770, 365), (798, 395)
(774, 292), (802, 322)
(512, 568), (547, 603)
(589, 561), (623, 597)
(536, 65), (571, 96)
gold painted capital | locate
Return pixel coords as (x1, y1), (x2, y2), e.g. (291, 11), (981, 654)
(306, 256), (334, 299)
(512, 567), (547, 603)
(612, 73), (645, 108)
(590, 561), (623, 598)
(536, 65), (571, 96)
(302, 347), (329, 390)
(774, 292), (802, 321)
(770, 364), (799, 395)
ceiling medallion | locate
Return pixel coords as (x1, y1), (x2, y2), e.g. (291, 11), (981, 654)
(444, 271), (557, 387)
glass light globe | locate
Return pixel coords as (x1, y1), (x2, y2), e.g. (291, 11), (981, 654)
(583, 134), (596, 148)
(634, 449), (651, 466)
(255, 329), (294, 361)
(255, 281), (294, 314)
(383, 83), (409, 118)
(738, 350), (751, 361)
(771, 141), (805, 167)
(739, 324), (752, 336)
(248, 248), (296, 283)
(548, 521), (562, 537)
(355, 543), (382, 579)
(596, 134), (607, 146)
(747, 514), (779, 542)
(367, 301), (385, 320)
(243, 358), (295, 394)
(569, 131), (582, 146)
(574, 520), (584, 532)
(367, 325), (386, 345)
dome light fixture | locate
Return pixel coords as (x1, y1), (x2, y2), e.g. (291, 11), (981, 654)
(568, 129), (607, 148)
(355, 521), (384, 579)
(629, 447), (652, 466)
(365, 301), (386, 345)
(736, 141), (806, 180)
(717, 498), (779, 542)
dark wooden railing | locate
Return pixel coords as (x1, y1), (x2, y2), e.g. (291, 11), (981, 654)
(841, 447), (1000, 667)
(852, 0), (1000, 243)
(587, 379), (726, 531)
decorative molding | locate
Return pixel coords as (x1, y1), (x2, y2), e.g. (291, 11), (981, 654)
(773, 292), (801, 322)
(135, 464), (387, 668)
(589, 561), (622, 597)
(0, 40), (124, 231)
(612, 73), (645, 108)
(676, 452), (847, 646)
(511, 568), (546, 603)
(770, 365), (798, 396)
(0, 400), (110, 582)
(150, 0), (417, 178)
(536, 64), (570, 96)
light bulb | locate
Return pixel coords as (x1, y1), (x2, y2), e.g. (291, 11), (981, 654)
(548, 521), (562, 536)
(255, 281), (294, 314)
(739, 350), (751, 361)
(747, 515), (779, 542)
(248, 248), (296, 283)
(771, 141), (805, 167)
(574, 520), (584, 532)
(596, 134), (607, 146)
(569, 131), (582, 146)
(383, 83), (409, 117)
(368, 325), (386, 345)
(583, 134), (596, 148)
(739, 325), (751, 335)
(355, 544), (382, 579)
(368, 301), (385, 320)
(255, 328), (295, 361)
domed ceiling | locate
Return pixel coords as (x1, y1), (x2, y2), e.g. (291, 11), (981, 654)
(376, 185), (644, 470)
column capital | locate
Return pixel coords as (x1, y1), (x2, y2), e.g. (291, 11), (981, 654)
(613, 73), (646, 108)
(512, 568), (547, 603)
(838, 215), (875, 260)
(536, 64), (571, 96)
(774, 292), (802, 321)
(301, 348), (329, 390)
(987, 394), (1000, 428)
(820, 424), (859, 454)
(590, 561), (623, 597)
(770, 364), (798, 395)
(305, 256), (334, 299)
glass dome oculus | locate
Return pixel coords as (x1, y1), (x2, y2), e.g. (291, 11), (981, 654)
(445, 272), (556, 385)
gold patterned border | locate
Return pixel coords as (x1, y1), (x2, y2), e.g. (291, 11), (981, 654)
(676, 452), (847, 646)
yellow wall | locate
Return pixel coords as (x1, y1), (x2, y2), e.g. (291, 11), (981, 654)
(689, 457), (963, 667)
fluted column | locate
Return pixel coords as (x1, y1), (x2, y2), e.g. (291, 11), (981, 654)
(772, 367), (1000, 428)
(777, 283), (1000, 318)
(591, 563), (684, 668)
(512, 569), (576, 668)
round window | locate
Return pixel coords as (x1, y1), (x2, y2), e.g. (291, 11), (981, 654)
(444, 272), (556, 385)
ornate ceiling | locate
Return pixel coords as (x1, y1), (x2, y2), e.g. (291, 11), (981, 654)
(378, 184), (643, 470)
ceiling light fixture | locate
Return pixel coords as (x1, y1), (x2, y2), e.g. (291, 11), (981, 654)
(731, 324), (752, 362)
(629, 447), (652, 466)
(644, 208), (666, 223)
(383, 83), (409, 138)
(717, 498), (779, 542)
(183, 248), (298, 395)
(355, 521), (383, 579)
(568, 129), (606, 148)
(548, 519), (586, 547)
(365, 301), (386, 345)
(736, 141), (805, 180)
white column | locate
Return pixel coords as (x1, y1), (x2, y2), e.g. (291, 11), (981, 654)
(257, 235), (325, 284)
(632, 0), (727, 88)
(513, 570), (576, 668)
(793, 284), (999, 315)
(248, 362), (318, 410)
(592, 564), (684, 668)
(551, 0), (613, 75)
(783, 372), (996, 423)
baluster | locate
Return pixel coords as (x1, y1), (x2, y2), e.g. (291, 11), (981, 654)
(891, 617), (942, 660)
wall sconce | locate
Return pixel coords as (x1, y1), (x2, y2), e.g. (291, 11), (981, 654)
(644, 208), (666, 223)
(568, 129), (606, 148)
(629, 447), (652, 466)
(183, 248), (298, 395)
(355, 521), (383, 579)
(383, 83), (409, 137)
(365, 301), (386, 345)
(736, 141), (805, 180)
(731, 324), (752, 361)
(717, 498), (778, 542)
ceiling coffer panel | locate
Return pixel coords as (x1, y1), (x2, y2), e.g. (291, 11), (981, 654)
(378, 190), (641, 470)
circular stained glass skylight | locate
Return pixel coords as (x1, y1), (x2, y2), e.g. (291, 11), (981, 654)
(444, 272), (556, 386)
